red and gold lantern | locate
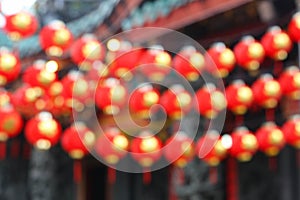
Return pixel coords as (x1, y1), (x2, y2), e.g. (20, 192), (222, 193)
(288, 12), (300, 42)
(164, 132), (195, 168)
(225, 80), (253, 115)
(197, 131), (227, 166)
(0, 88), (11, 107)
(205, 42), (236, 77)
(234, 36), (265, 71)
(95, 78), (127, 115)
(71, 34), (105, 70)
(278, 66), (300, 99)
(94, 127), (129, 165)
(4, 12), (38, 40)
(281, 115), (300, 149)
(173, 46), (205, 81)
(0, 105), (23, 142)
(139, 47), (172, 81)
(23, 60), (58, 89)
(0, 48), (21, 86)
(159, 85), (192, 119)
(252, 74), (282, 109)
(25, 112), (62, 150)
(194, 84), (227, 119)
(129, 84), (160, 118)
(61, 122), (95, 159)
(39, 20), (73, 57)
(131, 131), (163, 168)
(256, 122), (285, 156)
(229, 127), (258, 162)
(261, 26), (292, 61)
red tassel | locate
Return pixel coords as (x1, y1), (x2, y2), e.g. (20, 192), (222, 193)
(297, 150), (300, 168)
(268, 157), (277, 172)
(143, 171), (152, 184)
(108, 167), (116, 184)
(0, 142), (6, 160)
(10, 140), (20, 158)
(273, 61), (283, 77)
(226, 157), (239, 200)
(73, 160), (82, 183)
(209, 166), (218, 184)
(235, 115), (244, 127)
(265, 108), (275, 122)
(22, 142), (31, 159)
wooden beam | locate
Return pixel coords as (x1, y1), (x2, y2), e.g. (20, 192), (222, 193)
(125, 0), (253, 43)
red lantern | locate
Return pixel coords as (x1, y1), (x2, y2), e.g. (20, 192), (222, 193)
(261, 26), (292, 61)
(225, 80), (253, 115)
(4, 12), (38, 40)
(194, 84), (227, 119)
(288, 12), (300, 42)
(278, 66), (300, 99)
(0, 88), (11, 107)
(129, 84), (160, 118)
(95, 78), (127, 115)
(252, 74), (282, 109)
(0, 105), (23, 142)
(61, 122), (95, 159)
(173, 46), (205, 81)
(131, 131), (163, 167)
(256, 122), (285, 156)
(25, 112), (62, 150)
(0, 48), (21, 86)
(234, 36), (265, 71)
(197, 131), (227, 166)
(23, 60), (58, 89)
(39, 20), (73, 57)
(229, 127), (258, 162)
(139, 46), (172, 81)
(281, 115), (300, 149)
(164, 132), (195, 168)
(205, 42), (236, 77)
(94, 127), (129, 165)
(71, 34), (105, 70)
(159, 85), (192, 119)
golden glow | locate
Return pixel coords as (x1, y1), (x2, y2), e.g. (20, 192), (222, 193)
(237, 87), (253, 103)
(233, 105), (247, 115)
(237, 152), (252, 162)
(211, 91), (227, 111)
(275, 50), (288, 60)
(0, 132), (8, 142)
(69, 150), (84, 159)
(263, 99), (278, 108)
(176, 93), (191, 108)
(37, 70), (56, 85)
(269, 129), (284, 145)
(53, 29), (71, 45)
(35, 139), (51, 150)
(35, 99), (46, 110)
(215, 140), (227, 156)
(264, 81), (280, 96)
(105, 155), (119, 164)
(265, 147), (279, 156)
(104, 105), (120, 115)
(274, 33), (291, 49)
(11, 13), (31, 30)
(73, 79), (88, 96)
(113, 135), (129, 150)
(241, 134), (258, 150)
(246, 60), (260, 71)
(0, 94), (10, 106)
(155, 52), (171, 66)
(110, 85), (126, 103)
(208, 157), (220, 166)
(295, 123), (300, 136)
(0, 76), (7, 85)
(46, 46), (63, 57)
(140, 137), (159, 153)
(143, 91), (159, 107)
(107, 39), (121, 52)
(190, 53), (205, 69)
(186, 72), (199, 81)
(181, 142), (194, 156)
(140, 158), (154, 167)
(83, 131), (95, 146)
(37, 120), (58, 137)
(248, 42), (264, 59)
(219, 48), (235, 67)
(82, 41), (101, 60)
(45, 60), (58, 73)
(0, 53), (17, 71)
(49, 82), (63, 96)
(293, 73), (300, 88)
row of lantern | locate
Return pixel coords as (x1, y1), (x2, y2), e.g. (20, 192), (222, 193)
(1, 107), (299, 168)
(2, 11), (300, 83)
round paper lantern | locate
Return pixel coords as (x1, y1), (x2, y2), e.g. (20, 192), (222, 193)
(25, 112), (62, 150)
(139, 46), (172, 81)
(234, 36), (265, 71)
(194, 84), (227, 119)
(95, 127), (129, 165)
(164, 132), (195, 168)
(23, 60), (58, 89)
(281, 115), (300, 149)
(0, 105), (23, 142)
(256, 122), (285, 156)
(39, 20), (73, 57)
(197, 131), (227, 166)
(252, 74), (282, 109)
(159, 85), (192, 119)
(225, 80), (253, 115)
(261, 26), (292, 61)
(288, 12), (300, 42)
(278, 66), (300, 99)
(4, 12), (38, 40)
(172, 46), (205, 81)
(229, 127), (258, 162)
(61, 122), (95, 159)
(95, 78), (127, 115)
(71, 34), (105, 70)
(0, 48), (21, 85)
(131, 131), (163, 167)
(205, 42), (236, 77)
(129, 84), (160, 118)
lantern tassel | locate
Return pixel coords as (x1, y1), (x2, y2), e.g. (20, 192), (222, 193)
(0, 142), (6, 160)
(226, 157), (239, 200)
(209, 166), (218, 184)
(73, 160), (82, 183)
(274, 61), (283, 77)
(297, 150), (300, 168)
(10, 140), (20, 158)
(143, 170), (152, 184)
(269, 157), (277, 172)
(22, 142), (31, 159)
(235, 115), (244, 127)
(108, 167), (116, 184)
(266, 108), (275, 122)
